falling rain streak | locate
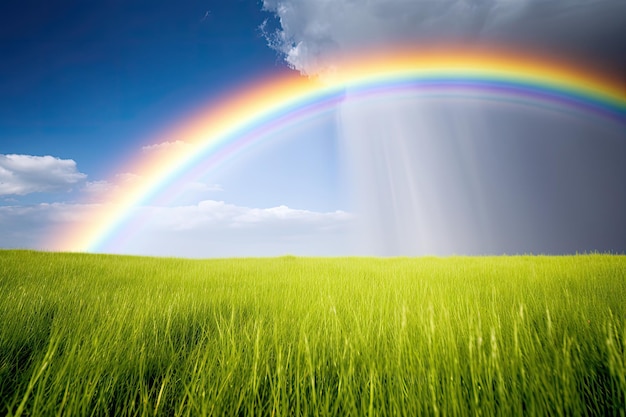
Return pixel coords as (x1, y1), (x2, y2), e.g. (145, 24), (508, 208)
(338, 92), (626, 255)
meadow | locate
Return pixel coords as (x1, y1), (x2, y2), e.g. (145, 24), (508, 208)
(0, 250), (624, 416)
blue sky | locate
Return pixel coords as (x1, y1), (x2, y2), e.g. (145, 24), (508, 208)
(0, 1), (342, 199)
(1, 0), (624, 256)
(1, 1), (289, 179)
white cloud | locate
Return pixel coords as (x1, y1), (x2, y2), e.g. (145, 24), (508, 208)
(83, 180), (117, 194)
(142, 140), (191, 153)
(138, 200), (351, 233)
(115, 172), (141, 183)
(0, 200), (354, 257)
(124, 201), (354, 257)
(85, 172), (139, 190)
(262, 0), (626, 76)
(0, 154), (87, 196)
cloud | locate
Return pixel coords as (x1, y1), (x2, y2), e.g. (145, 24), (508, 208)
(262, 0), (626, 76)
(0, 200), (354, 257)
(83, 180), (117, 194)
(0, 154), (87, 196)
(142, 140), (191, 153)
(135, 200), (351, 235)
(82, 173), (140, 194)
(115, 172), (142, 184)
(124, 201), (354, 257)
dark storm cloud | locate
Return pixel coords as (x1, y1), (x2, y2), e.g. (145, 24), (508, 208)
(486, 0), (626, 74)
(262, 0), (626, 76)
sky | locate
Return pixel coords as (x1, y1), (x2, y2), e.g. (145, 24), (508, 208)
(0, 0), (624, 257)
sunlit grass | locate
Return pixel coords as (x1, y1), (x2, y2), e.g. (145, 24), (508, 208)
(1, 250), (624, 416)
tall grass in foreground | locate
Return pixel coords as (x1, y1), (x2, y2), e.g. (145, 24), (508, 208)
(0, 251), (624, 416)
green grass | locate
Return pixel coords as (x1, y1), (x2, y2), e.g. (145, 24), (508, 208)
(0, 250), (624, 416)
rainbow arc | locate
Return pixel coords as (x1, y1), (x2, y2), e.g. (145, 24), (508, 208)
(54, 48), (626, 253)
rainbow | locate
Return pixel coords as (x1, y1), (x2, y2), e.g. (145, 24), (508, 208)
(54, 48), (626, 253)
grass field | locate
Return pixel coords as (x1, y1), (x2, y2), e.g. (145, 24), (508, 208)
(0, 250), (624, 416)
